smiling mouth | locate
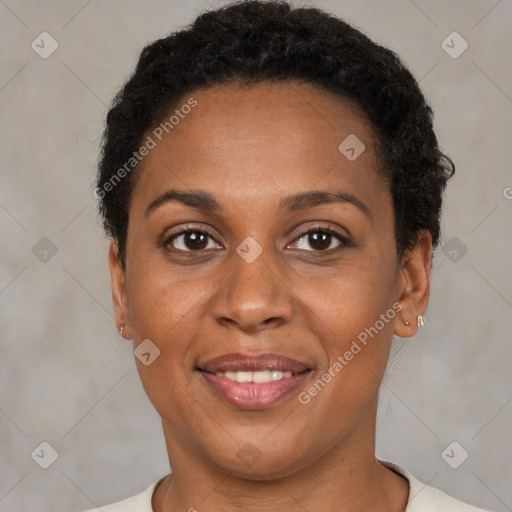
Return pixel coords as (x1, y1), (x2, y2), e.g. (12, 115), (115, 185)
(197, 352), (312, 409)
(198, 369), (312, 409)
(196, 354), (312, 410)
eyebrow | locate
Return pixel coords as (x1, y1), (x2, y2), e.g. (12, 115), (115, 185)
(144, 188), (372, 221)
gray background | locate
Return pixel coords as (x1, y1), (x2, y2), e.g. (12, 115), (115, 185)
(0, 0), (511, 511)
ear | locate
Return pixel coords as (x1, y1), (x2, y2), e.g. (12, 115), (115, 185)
(109, 240), (130, 339)
(394, 230), (432, 338)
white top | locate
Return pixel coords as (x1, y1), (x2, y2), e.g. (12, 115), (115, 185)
(83, 460), (492, 512)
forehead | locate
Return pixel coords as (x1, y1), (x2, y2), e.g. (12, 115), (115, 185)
(131, 81), (388, 216)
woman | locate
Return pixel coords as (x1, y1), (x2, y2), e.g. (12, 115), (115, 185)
(86, 1), (492, 510)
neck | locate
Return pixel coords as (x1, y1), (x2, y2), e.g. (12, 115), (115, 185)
(153, 404), (409, 512)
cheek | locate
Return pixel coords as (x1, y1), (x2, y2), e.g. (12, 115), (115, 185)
(306, 281), (397, 387)
(302, 257), (398, 339)
(298, 257), (398, 402)
(125, 265), (204, 418)
(124, 257), (216, 402)
(125, 251), (208, 341)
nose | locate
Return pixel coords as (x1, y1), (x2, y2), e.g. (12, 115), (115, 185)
(212, 247), (294, 332)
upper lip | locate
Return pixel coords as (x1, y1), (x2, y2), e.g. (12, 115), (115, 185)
(198, 353), (311, 375)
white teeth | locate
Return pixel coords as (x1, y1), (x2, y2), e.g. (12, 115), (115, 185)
(270, 370), (283, 380)
(253, 370), (272, 383)
(236, 371), (252, 383)
(214, 370), (295, 382)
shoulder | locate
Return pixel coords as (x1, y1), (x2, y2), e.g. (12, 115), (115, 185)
(82, 478), (162, 512)
(380, 460), (493, 512)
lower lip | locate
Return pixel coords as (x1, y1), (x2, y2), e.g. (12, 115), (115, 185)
(200, 371), (311, 409)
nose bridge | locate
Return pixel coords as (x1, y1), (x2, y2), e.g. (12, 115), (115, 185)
(212, 236), (294, 330)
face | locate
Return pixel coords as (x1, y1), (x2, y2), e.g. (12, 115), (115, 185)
(110, 81), (431, 480)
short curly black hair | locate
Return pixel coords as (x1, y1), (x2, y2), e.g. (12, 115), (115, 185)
(96, 0), (455, 268)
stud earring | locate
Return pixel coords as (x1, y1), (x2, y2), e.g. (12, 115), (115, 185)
(402, 319), (410, 326)
(119, 323), (125, 336)
(417, 315), (425, 328)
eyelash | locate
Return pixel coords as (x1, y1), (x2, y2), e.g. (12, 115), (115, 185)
(292, 226), (350, 251)
(162, 224), (350, 254)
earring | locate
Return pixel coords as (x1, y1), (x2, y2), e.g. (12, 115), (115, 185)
(417, 315), (425, 328)
(402, 319), (410, 326)
(119, 323), (125, 336)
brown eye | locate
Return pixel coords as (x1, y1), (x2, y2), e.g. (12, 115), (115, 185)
(164, 228), (222, 252)
(289, 227), (349, 252)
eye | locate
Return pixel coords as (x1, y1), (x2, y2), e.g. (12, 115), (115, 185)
(163, 226), (222, 252)
(288, 226), (349, 252)
(162, 225), (350, 254)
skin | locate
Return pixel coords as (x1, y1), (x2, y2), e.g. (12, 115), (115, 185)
(109, 81), (432, 512)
